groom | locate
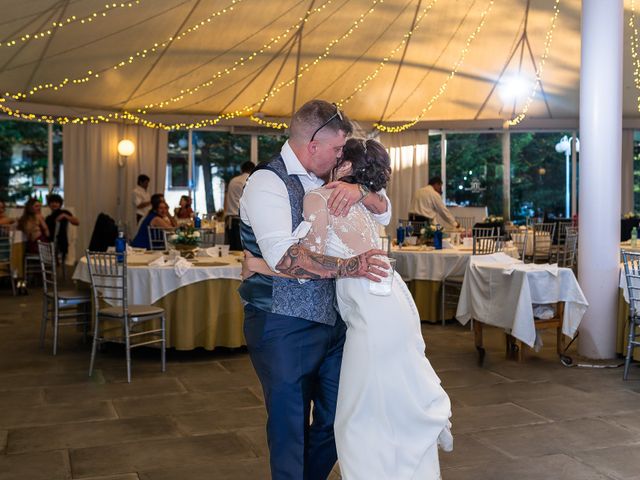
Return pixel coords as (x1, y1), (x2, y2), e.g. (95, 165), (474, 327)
(239, 99), (390, 479)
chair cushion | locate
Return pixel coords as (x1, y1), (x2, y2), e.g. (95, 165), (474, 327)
(99, 305), (164, 318)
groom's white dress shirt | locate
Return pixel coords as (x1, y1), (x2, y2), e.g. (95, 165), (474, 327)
(240, 141), (391, 271)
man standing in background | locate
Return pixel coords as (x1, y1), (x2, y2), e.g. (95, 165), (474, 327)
(409, 176), (459, 229)
(132, 174), (151, 224)
(225, 161), (255, 250)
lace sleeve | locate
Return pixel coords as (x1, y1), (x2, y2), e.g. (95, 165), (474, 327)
(300, 191), (330, 255)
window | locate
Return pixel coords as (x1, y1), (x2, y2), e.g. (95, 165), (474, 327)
(428, 133), (441, 180)
(258, 134), (287, 163)
(165, 131), (252, 215)
(633, 131), (640, 212)
(445, 133), (503, 215)
(510, 132), (575, 222)
(0, 120), (63, 205)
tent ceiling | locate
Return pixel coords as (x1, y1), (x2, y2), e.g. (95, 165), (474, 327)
(0, 0), (633, 129)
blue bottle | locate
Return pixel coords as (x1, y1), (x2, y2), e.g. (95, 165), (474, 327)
(396, 222), (405, 246)
(434, 229), (443, 250)
(115, 231), (126, 262)
(194, 212), (201, 229)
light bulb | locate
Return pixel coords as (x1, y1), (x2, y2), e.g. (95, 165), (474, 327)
(117, 139), (135, 156)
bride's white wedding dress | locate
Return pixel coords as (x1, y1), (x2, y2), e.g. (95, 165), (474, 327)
(298, 189), (453, 480)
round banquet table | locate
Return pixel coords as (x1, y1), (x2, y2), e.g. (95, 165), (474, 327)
(73, 252), (245, 351)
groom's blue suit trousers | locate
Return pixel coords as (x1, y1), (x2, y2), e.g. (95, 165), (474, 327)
(244, 304), (346, 480)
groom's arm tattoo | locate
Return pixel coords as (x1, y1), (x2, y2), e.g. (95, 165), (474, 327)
(276, 245), (362, 279)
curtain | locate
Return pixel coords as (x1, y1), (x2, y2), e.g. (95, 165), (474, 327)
(622, 129), (634, 215)
(63, 124), (167, 261)
(378, 131), (429, 235)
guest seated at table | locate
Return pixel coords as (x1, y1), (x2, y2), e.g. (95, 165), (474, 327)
(45, 194), (79, 259)
(131, 198), (176, 249)
(0, 200), (16, 226)
(17, 197), (49, 253)
(174, 195), (194, 220)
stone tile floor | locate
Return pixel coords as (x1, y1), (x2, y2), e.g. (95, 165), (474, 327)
(1, 287), (640, 479)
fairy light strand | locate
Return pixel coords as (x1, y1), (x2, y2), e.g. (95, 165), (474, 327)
(0, 1), (142, 49)
(139, 0), (335, 112)
(3, 0), (244, 100)
(505, 0), (561, 126)
(249, 0), (439, 129)
(630, 0), (640, 112)
(374, 0), (495, 133)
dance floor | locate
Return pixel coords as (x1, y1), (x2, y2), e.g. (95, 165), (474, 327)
(1, 286), (640, 480)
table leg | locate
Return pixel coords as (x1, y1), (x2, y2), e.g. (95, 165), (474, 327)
(473, 320), (485, 365)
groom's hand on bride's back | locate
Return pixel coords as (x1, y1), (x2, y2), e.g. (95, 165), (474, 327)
(325, 182), (362, 217)
(339, 249), (389, 282)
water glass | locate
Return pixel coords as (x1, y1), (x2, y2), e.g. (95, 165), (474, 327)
(368, 257), (396, 296)
(219, 245), (230, 257)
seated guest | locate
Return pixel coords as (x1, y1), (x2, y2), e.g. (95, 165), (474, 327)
(174, 195), (194, 220)
(0, 200), (16, 225)
(131, 198), (175, 249)
(18, 198), (49, 253)
(45, 194), (79, 259)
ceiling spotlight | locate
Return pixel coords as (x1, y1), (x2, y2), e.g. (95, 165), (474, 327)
(499, 76), (529, 103)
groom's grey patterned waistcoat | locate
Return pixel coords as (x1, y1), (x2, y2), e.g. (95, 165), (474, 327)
(238, 155), (338, 326)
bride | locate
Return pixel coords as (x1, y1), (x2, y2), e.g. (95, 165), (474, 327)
(245, 138), (452, 479)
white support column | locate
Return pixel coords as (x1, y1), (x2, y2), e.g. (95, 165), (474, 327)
(502, 129), (511, 221)
(187, 129), (194, 202)
(440, 133), (447, 201)
(578, 0), (623, 359)
(250, 134), (258, 164)
(47, 124), (53, 193)
(571, 131), (578, 216)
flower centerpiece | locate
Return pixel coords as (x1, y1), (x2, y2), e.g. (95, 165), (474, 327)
(483, 215), (504, 224)
(418, 224), (440, 246)
(168, 226), (201, 258)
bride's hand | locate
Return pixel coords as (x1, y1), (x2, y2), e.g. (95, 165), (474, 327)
(339, 249), (389, 281)
(325, 181), (361, 217)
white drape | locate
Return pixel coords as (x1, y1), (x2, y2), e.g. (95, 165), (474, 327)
(63, 124), (167, 261)
(622, 129), (634, 214)
(378, 131), (429, 235)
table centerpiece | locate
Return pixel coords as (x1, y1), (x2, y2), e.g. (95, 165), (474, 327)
(168, 226), (200, 258)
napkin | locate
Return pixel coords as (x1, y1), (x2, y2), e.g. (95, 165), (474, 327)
(173, 257), (192, 277)
(502, 263), (559, 276)
(149, 255), (168, 267)
(206, 246), (220, 257)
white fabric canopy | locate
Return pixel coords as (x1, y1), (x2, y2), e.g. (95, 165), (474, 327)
(2, 0), (636, 128)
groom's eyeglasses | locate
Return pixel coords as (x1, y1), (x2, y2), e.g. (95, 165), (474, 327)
(310, 103), (343, 142)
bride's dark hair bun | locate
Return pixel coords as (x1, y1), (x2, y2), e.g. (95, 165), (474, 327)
(340, 138), (391, 191)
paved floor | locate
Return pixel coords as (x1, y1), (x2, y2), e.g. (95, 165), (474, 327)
(1, 287), (640, 480)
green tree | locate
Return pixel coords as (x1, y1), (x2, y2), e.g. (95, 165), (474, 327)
(0, 121), (48, 203)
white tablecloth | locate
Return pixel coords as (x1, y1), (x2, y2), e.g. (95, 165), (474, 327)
(390, 244), (518, 282)
(455, 253), (588, 348)
(73, 253), (242, 305)
(390, 246), (472, 282)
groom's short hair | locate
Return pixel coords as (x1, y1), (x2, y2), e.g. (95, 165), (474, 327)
(289, 99), (352, 142)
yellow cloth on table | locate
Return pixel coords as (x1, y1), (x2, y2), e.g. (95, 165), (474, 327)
(617, 288), (640, 361)
(91, 279), (245, 351)
(407, 280), (456, 323)
(157, 279), (244, 350)
(11, 242), (24, 278)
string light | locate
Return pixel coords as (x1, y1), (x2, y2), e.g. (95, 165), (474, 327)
(505, 0), (561, 126)
(139, 0), (335, 112)
(3, 0), (243, 101)
(374, 0), (495, 133)
(337, 0), (439, 108)
(247, 0), (437, 130)
(249, 115), (289, 129)
(0, 2), (142, 49)
(630, 0), (640, 112)
(150, 0), (381, 128)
